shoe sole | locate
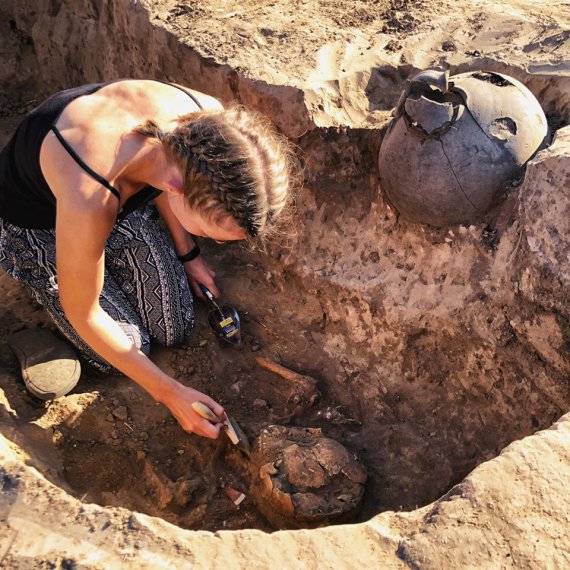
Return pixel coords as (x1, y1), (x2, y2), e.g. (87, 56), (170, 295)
(7, 328), (81, 401)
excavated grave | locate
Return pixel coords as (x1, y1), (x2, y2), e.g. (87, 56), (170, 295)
(0, 0), (569, 566)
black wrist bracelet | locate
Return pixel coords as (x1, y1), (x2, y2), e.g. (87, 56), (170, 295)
(178, 245), (201, 263)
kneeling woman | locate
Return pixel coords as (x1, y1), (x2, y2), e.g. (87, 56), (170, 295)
(0, 79), (292, 438)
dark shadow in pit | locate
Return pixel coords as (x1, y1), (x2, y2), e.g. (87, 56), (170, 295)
(204, 242), (570, 520)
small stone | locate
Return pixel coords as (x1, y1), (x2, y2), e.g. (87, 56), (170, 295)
(111, 439), (123, 446)
(112, 406), (128, 421)
(136, 451), (146, 460)
(198, 339), (208, 347)
(369, 251), (380, 263)
(251, 343), (261, 352)
(177, 449), (185, 455)
(253, 399), (268, 409)
(106, 413), (115, 422)
(139, 432), (150, 441)
(224, 486), (246, 506)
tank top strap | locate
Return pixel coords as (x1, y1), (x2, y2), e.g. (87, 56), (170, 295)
(152, 79), (204, 110)
(50, 126), (121, 200)
(49, 80), (205, 205)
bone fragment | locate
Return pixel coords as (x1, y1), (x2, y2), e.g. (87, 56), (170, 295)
(255, 357), (318, 387)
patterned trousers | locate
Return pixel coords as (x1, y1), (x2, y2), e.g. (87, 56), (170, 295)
(0, 205), (194, 373)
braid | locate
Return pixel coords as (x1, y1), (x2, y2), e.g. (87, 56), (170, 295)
(136, 104), (295, 240)
(224, 108), (292, 228)
(181, 135), (256, 229)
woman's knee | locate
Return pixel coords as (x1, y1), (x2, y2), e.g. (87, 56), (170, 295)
(151, 302), (194, 347)
(106, 208), (195, 347)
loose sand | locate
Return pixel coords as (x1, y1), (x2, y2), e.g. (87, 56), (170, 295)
(0, 0), (569, 567)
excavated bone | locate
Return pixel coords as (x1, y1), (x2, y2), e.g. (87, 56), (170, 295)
(249, 426), (366, 529)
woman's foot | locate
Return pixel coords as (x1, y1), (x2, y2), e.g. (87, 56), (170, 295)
(7, 328), (81, 401)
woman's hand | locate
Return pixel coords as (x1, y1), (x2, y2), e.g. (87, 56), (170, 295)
(183, 256), (220, 299)
(160, 382), (226, 439)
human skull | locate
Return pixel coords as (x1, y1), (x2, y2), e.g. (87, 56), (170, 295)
(249, 425), (367, 529)
(378, 70), (549, 226)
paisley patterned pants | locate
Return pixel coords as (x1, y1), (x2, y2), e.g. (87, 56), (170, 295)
(0, 205), (194, 373)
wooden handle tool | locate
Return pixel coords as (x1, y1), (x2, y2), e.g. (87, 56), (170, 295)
(191, 401), (251, 456)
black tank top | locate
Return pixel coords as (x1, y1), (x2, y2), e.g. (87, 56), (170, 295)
(0, 80), (202, 229)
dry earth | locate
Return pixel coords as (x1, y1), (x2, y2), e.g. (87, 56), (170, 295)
(0, 0), (569, 568)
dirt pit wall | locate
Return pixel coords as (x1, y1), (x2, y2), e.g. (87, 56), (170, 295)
(0, 0), (569, 566)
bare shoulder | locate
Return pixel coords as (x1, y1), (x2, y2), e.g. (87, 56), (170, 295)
(40, 128), (120, 219)
(192, 90), (224, 111)
(40, 79), (223, 202)
(168, 82), (224, 112)
(94, 79), (224, 113)
(59, 80), (223, 127)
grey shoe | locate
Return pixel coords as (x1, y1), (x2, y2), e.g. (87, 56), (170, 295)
(7, 328), (81, 400)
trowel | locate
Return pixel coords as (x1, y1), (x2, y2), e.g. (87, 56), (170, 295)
(199, 285), (241, 346)
(191, 401), (251, 456)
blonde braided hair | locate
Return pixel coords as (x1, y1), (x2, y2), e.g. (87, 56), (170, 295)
(135, 105), (294, 239)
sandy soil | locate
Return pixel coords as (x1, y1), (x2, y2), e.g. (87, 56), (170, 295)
(0, 0), (569, 562)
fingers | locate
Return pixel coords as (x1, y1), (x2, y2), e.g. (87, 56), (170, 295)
(182, 408), (222, 439)
(186, 397), (226, 438)
(190, 279), (205, 300)
(197, 267), (218, 297)
(195, 277), (220, 299)
(207, 280), (220, 298)
(165, 384), (226, 439)
(204, 397), (226, 421)
(189, 276), (219, 299)
(194, 396), (226, 423)
(193, 417), (223, 439)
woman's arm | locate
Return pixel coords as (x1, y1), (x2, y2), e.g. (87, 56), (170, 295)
(55, 196), (225, 438)
(154, 192), (219, 298)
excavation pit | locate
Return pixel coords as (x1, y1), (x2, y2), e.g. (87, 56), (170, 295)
(0, 0), (569, 564)
(1, 105), (568, 529)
